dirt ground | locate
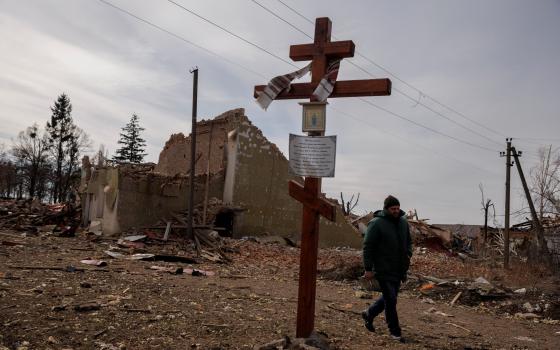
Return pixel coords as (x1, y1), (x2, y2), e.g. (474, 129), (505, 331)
(1, 230), (559, 350)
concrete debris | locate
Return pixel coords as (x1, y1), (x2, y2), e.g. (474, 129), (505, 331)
(122, 234), (146, 242)
(425, 307), (454, 317)
(0, 199), (80, 234)
(474, 277), (490, 284)
(80, 259), (108, 267)
(255, 332), (330, 350)
(516, 312), (542, 320)
(514, 288), (527, 295)
(88, 220), (103, 236)
(513, 336), (535, 342)
(149, 265), (183, 275)
(116, 237), (145, 249)
(104, 251), (154, 260)
(467, 279), (508, 298)
(408, 220), (453, 249)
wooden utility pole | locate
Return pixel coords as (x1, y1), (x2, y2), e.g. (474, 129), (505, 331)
(188, 67), (198, 239)
(500, 138), (512, 268)
(254, 17), (391, 338)
(511, 146), (550, 259)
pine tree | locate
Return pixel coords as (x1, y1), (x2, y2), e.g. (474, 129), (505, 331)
(46, 93), (76, 202)
(113, 114), (147, 163)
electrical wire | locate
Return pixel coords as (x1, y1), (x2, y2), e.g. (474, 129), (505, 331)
(347, 59), (503, 148)
(95, 0), (501, 174)
(166, 0), (297, 68)
(247, 0), (500, 153)
(273, 0), (508, 139)
(358, 98), (498, 153)
(331, 105), (501, 176)
(96, 0), (267, 80)
(250, 0), (312, 39)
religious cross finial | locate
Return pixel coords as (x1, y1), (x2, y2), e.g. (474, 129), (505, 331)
(254, 17), (391, 102)
(290, 17), (354, 84)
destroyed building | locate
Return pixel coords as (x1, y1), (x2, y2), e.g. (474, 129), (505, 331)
(81, 108), (362, 248)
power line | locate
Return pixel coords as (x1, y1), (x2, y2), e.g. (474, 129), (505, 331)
(164, 0), (500, 153)
(332, 106), (501, 176)
(96, 0), (267, 80)
(359, 98), (498, 153)
(250, 0), (312, 39)
(346, 59), (503, 147)
(276, 0), (314, 25)
(166, 0), (297, 68)
(273, 0), (507, 139)
(247, 0), (500, 152)
(96, 0), (500, 171)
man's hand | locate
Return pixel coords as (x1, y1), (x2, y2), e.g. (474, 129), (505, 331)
(364, 271), (374, 280)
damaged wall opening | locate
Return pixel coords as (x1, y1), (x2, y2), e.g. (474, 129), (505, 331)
(214, 208), (235, 237)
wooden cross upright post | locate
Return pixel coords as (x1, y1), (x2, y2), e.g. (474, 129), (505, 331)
(254, 17), (392, 338)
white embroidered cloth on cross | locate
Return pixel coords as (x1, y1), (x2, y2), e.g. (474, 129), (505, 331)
(255, 63), (311, 110)
(255, 59), (341, 110)
(312, 59), (341, 102)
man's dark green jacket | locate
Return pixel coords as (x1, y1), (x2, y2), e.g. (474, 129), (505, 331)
(363, 209), (413, 282)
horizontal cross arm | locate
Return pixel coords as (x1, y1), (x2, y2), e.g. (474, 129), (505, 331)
(254, 79), (392, 100)
(289, 40), (355, 61)
(289, 180), (336, 222)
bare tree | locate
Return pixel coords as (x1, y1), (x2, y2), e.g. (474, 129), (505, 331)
(479, 183), (495, 242)
(0, 144), (18, 198)
(530, 145), (560, 220)
(11, 124), (51, 199)
(340, 192), (360, 216)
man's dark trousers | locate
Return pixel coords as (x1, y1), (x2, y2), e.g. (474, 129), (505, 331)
(366, 279), (401, 337)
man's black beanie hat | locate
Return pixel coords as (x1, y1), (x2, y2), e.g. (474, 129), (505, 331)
(384, 195), (400, 209)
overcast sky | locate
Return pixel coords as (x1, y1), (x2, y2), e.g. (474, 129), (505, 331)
(1, 0), (559, 225)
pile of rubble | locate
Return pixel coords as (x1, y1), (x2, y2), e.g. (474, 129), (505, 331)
(0, 199), (81, 236)
(349, 211), (475, 253)
(131, 197), (234, 263)
(409, 274), (560, 323)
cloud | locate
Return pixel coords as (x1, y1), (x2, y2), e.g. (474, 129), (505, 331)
(1, 0), (559, 225)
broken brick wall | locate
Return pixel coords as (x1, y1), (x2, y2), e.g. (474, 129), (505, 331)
(83, 108), (362, 247)
(155, 108), (247, 177)
(83, 164), (224, 235)
(114, 170), (225, 233)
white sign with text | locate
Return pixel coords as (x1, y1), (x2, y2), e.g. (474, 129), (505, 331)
(289, 134), (337, 177)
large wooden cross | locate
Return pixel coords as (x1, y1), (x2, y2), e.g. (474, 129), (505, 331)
(254, 17), (391, 338)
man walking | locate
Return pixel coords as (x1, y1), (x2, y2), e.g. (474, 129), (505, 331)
(361, 195), (412, 343)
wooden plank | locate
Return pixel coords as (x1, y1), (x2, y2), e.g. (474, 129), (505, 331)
(289, 180), (336, 222)
(289, 40), (355, 61)
(295, 177), (321, 338)
(254, 79), (392, 99)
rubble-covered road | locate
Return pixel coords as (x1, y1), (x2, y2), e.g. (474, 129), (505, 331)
(1, 231), (559, 349)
